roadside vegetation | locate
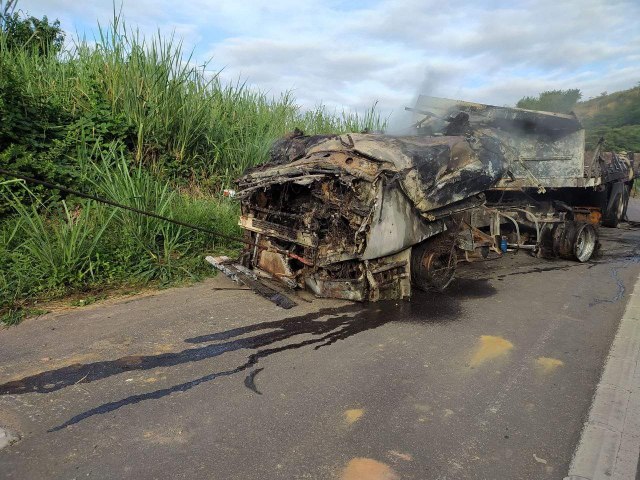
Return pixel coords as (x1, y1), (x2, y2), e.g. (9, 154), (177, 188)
(575, 87), (640, 154)
(0, 3), (385, 325)
(516, 87), (640, 152)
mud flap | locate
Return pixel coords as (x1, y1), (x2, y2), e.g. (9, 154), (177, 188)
(205, 256), (297, 309)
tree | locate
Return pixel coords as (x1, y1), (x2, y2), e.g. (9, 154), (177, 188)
(516, 89), (582, 114)
(0, 0), (64, 55)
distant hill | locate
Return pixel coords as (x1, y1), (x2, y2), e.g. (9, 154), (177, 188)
(573, 86), (640, 152)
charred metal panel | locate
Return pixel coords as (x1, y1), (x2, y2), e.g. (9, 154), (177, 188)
(412, 96), (582, 133)
(599, 152), (636, 183)
(399, 134), (507, 214)
(411, 96), (589, 191)
(305, 276), (368, 301)
(493, 129), (585, 187)
(302, 134), (508, 214)
(362, 185), (446, 260)
(366, 248), (412, 301)
(239, 215), (318, 247)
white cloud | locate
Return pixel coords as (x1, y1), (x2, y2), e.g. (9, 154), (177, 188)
(19, 0), (640, 114)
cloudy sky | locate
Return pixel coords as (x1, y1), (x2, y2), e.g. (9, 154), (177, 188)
(19, 0), (640, 119)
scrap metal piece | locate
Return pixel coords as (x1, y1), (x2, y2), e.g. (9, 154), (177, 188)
(205, 256), (298, 309)
(206, 255), (240, 281)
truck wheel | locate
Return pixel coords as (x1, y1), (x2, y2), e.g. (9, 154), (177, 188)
(552, 222), (598, 262)
(411, 240), (456, 292)
(573, 223), (598, 262)
(602, 184), (628, 228)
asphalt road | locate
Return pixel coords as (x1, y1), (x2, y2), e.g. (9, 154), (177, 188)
(1, 200), (639, 480)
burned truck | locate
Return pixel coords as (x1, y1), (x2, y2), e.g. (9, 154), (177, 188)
(211, 97), (638, 303)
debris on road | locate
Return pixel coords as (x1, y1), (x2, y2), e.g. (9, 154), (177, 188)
(205, 256), (297, 309)
(533, 453), (548, 465)
(0, 427), (20, 450)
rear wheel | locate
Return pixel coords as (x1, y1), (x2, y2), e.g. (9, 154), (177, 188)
(574, 223), (598, 262)
(602, 183), (629, 228)
(552, 222), (598, 262)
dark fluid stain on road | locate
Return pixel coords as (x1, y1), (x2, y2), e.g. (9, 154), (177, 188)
(443, 278), (497, 299)
(589, 266), (626, 307)
(0, 278), (496, 431)
(244, 368), (264, 395)
(495, 264), (574, 279)
(603, 233), (640, 248)
(589, 233), (640, 306)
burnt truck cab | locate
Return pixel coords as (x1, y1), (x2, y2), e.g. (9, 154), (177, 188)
(229, 97), (637, 302)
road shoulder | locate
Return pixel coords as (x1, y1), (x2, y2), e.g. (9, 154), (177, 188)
(565, 268), (640, 480)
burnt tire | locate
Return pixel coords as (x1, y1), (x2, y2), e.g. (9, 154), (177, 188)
(552, 222), (598, 262)
(411, 240), (456, 292)
(602, 183), (629, 228)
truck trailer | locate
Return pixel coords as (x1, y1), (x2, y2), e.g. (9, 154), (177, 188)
(209, 97), (638, 304)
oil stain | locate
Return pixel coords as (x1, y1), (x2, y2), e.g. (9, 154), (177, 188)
(469, 335), (514, 367)
(495, 265), (574, 280)
(0, 279), (496, 432)
(3, 353), (98, 385)
(589, 241), (640, 306)
(535, 357), (564, 373)
(244, 368), (263, 395)
(344, 408), (364, 425)
(341, 457), (400, 480)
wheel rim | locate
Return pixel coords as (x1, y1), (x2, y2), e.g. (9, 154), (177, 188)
(574, 224), (596, 262)
(421, 251), (455, 290)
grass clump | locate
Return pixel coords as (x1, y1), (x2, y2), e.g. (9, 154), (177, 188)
(0, 146), (243, 324)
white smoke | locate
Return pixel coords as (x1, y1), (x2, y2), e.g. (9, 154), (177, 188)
(384, 67), (458, 135)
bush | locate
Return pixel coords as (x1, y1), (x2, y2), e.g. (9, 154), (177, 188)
(0, 147), (243, 324)
(585, 125), (640, 153)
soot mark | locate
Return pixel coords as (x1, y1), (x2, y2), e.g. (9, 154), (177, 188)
(0, 279), (496, 431)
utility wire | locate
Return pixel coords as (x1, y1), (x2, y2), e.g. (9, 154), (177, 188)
(0, 167), (251, 247)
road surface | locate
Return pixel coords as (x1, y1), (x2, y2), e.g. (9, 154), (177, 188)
(1, 200), (639, 479)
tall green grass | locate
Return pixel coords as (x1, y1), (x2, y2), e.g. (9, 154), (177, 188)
(0, 146), (242, 324)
